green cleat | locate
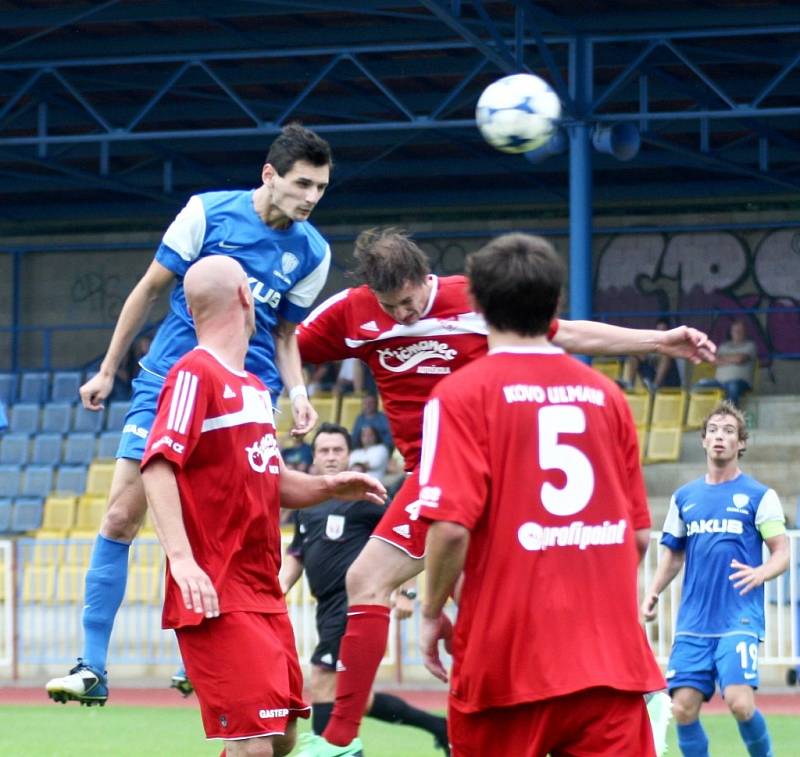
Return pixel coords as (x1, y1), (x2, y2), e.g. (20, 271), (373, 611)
(646, 690), (672, 756)
(293, 733), (364, 756)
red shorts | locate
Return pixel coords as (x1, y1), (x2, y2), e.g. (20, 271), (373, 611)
(370, 470), (429, 559)
(448, 688), (655, 757)
(176, 611), (310, 740)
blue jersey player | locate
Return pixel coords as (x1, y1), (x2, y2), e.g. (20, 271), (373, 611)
(642, 401), (789, 757)
(46, 124), (334, 707)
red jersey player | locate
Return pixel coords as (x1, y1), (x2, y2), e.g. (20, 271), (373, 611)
(140, 256), (385, 757)
(295, 228), (713, 757)
(417, 233), (665, 756)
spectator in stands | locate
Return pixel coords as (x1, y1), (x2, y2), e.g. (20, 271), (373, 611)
(110, 334), (153, 402)
(348, 425), (389, 479)
(282, 436), (314, 473)
(351, 393), (392, 451)
(307, 361), (340, 396)
(695, 318), (757, 407)
(621, 317), (682, 392)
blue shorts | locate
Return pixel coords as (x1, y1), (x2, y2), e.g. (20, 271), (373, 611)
(115, 370), (164, 461)
(666, 634), (761, 700)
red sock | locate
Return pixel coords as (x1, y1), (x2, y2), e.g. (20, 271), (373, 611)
(323, 604), (391, 746)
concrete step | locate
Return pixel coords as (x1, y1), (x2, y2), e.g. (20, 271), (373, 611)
(747, 395), (800, 430)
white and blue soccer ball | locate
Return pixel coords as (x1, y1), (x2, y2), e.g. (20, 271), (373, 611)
(475, 73), (561, 154)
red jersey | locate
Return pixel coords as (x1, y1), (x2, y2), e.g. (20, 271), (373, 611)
(141, 347), (285, 629)
(417, 346), (664, 713)
(298, 275), (557, 469)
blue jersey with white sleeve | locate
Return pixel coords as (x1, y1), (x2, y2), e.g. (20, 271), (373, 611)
(661, 473), (785, 639)
(141, 190), (330, 392)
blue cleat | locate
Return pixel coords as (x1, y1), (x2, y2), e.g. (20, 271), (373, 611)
(46, 659), (108, 706)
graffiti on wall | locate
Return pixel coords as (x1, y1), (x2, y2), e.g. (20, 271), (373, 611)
(70, 270), (125, 322)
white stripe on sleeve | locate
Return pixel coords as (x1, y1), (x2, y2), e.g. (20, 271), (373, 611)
(167, 370), (185, 430)
(286, 244), (332, 308)
(418, 398), (440, 486)
(160, 195), (206, 262)
(167, 370), (198, 435)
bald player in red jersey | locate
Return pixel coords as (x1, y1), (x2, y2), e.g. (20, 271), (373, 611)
(140, 255), (385, 757)
(418, 233), (665, 756)
(295, 228), (713, 756)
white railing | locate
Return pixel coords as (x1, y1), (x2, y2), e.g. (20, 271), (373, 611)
(0, 540), (12, 668)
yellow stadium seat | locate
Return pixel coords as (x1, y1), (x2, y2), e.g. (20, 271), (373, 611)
(591, 358), (622, 382)
(64, 533), (96, 565)
(338, 396), (363, 431)
(624, 391), (651, 428)
(41, 496), (77, 532)
(685, 387), (725, 430)
(74, 495), (106, 532)
(57, 564), (86, 602)
(23, 564), (56, 603)
(127, 563), (161, 604)
(650, 389), (687, 428)
(86, 462), (116, 496)
(688, 361), (716, 384)
(313, 396), (339, 425)
(645, 426), (683, 463)
(28, 532), (65, 565)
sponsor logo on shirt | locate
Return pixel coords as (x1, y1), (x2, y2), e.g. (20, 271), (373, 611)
(685, 518), (744, 536)
(377, 340), (457, 374)
(393, 524), (411, 539)
(360, 320), (380, 332)
(273, 251), (300, 284)
(150, 434), (185, 455)
(247, 276), (282, 308)
(258, 708), (289, 719)
(727, 493), (750, 514)
(246, 432), (280, 474)
(218, 241), (242, 250)
(517, 519), (627, 551)
(123, 423), (149, 439)
(744, 672), (758, 680)
(325, 514), (345, 540)
(223, 384), (236, 399)
(683, 503), (697, 512)
(503, 383), (605, 407)
(665, 669), (676, 679)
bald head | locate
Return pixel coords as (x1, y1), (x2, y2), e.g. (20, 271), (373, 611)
(184, 256), (250, 326)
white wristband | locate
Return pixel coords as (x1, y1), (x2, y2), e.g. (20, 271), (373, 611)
(289, 385), (308, 402)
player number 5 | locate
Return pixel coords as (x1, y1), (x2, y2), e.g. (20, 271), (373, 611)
(538, 405), (595, 516)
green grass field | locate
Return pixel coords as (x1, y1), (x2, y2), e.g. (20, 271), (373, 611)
(0, 705), (797, 755)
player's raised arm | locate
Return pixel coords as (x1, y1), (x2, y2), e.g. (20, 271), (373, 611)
(274, 316), (317, 436)
(80, 260), (175, 411)
(553, 320), (716, 364)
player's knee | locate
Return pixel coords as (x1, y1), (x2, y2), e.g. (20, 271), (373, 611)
(727, 693), (755, 721)
(100, 497), (143, 541)
(272, 729), (296, 757)
(344, 555), (380, 602)
(226, 737), (275, 756)
(671, 696), (700, 724)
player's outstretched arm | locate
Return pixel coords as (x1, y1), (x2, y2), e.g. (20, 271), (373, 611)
(730, 532), (790, 596)
(553, 320), (716, 365)
(641, 546), (685, 622)
(279, 465), (387, 508)
(274, 317), (318, 436)
(141, 458), (219, 618)
(80, 260), (175, 410)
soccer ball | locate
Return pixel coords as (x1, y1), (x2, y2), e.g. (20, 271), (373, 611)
(475, 73), (561, 154)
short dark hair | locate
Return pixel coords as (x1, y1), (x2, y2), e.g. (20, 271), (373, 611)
(467, 233), (564, 337)
(352, 227), (430, 293)
(312, 422), (352, 452)
(266, 123), (333, 176)
(701, 400), (748, 456)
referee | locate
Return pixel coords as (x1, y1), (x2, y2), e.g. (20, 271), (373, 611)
(280, 422), (448, 752)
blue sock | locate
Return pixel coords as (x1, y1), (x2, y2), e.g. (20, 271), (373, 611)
(81, 534), (130, 673)
(737, 710), (773, 757)
(677, 720), (710, 757)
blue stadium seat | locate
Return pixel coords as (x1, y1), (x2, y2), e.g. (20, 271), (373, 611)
(73, 404), (104, 433)
(63, 433), (96, 466)
(0, 433), (30, 466)
(20, 465), (54, 499)
(31, 434), (63, 466)
(19, 372), (50, 404)
(10, 497), (44, 532)
(41, 402), (72, 434)
(54, 465), (88, 496)
(0, 465), (21, 498)
(0, 497), (11, 532)
(51, 371), (82, 403)
(9, 403), (39, 434)
(0, 373), (16, 406)
(105, 401), (131, 431)
(96, 431), (120, 460)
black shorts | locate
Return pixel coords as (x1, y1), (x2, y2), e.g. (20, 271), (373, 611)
(311, 593), (347, 670)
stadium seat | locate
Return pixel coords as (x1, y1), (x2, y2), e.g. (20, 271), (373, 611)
(41, 495), (78, 532)
(57, 564), (86, 602)
(19, 371), (50, 404)
(73, 404), (104, 433)
(31, 433), (63, 465)
(624, 391), (651, 428)
(96, 431), (120, 460)
(0, 373), (17, 406)
(22, 564), (56, 604)
(313, 396), (338, 425)
(0, 465), (21, 498)
(688, 361), (716, 384)
(685, 387), (725, 430)
(9, 403), (39, 434)
(50, 371), (82, 402)
(64, 534), (96, 566)
(105, 401), (131, 431)
(10, 497), (44, 532)
(338, 396), (363, 430)
(86, 461), (116, 496)
(0, 433), (30, 466)
(650, 388), (688, 428)
(127, 563), (161, 604)
(41, 402), (72, 434)
(63, 432), (97, 465)
(645, 426), (683, 463)
(54, 465), (88, 496)
(28, 531), (66, 565)
(591, 358), (622, 382)
(0, 498), (12, 532)
(74, 495), (106, 532)
(21, 465), (54, 499)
